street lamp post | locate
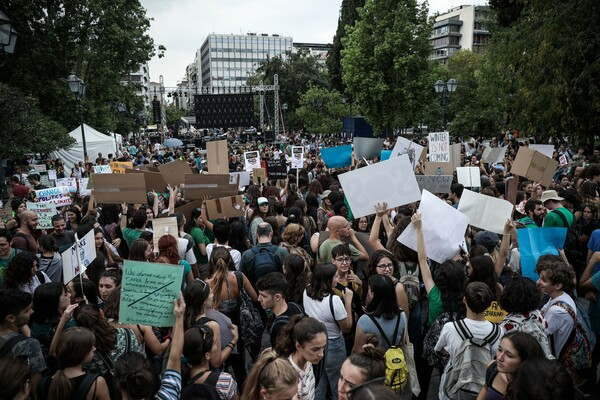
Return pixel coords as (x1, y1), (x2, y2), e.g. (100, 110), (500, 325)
(67, 73), (88, 161)
(0, 10), (18, 67)
(434, 78), (457, 130)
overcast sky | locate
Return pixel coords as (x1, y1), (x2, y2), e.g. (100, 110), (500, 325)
(140, 0), (487, 87)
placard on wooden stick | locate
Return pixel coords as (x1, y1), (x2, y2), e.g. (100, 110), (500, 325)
(207, 140), (229, 174)
(253, 168), (267, 185)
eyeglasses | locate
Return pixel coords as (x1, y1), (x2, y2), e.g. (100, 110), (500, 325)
(334, 257), (351, 264)
(377, 263), (394, 270)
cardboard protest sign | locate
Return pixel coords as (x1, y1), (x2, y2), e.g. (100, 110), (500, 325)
(125, 169), (167, 193)
(244, 151), (261, 171)
(91, 174), (147, 204)
(36, 186), (71, 207)
(428, 131), (450, 162)
(56, 178), (77, 194)
(205, 195), (245, 219)
(48, 170), (57, 181)
(354, 137), (385, 160)
(93, 165), (112, 174)
(528, 144), (555, 159)
(78, 178), (91, 196)
(27, 201), (57, 229)
(61, 229), (97, 284)
(399, 190), (469, 263)
(110, 161), (133, 174)
(158, 159), (193, 187)
(481, 146), (507, 164)
(505, 176), (519, 205)
(152, 217), (178, 251)
(458, 189), (514, 234)
(510, 147), (558, 188)
(229, 171), (250, 190)
(423, 162), (454, 176)
(137, 164), (160, 173)
(291, 146), (304, 169)
(119, 260), (184, 327)
(415, 175), (453, 193)
(339, 155), (421, 218)
(184, 174), (239, 200)
(253, 168), (267, 185)
(517, 228), (567, 280)
(206, 140), (229, 174)
(266, 159), (287, 180)
(321, 145), (353, 168)
(157, 200), (203, 224)
(391, 137), (426, 168)
(456, 167), (481, 187)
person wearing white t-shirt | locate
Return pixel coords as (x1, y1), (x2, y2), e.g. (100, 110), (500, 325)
(303, 263), (353, 400)
(536, 254), (577, 358)
(435, 282), (503, 400)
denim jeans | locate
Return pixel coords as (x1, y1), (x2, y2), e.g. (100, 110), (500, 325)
(315, 335), (346, 400)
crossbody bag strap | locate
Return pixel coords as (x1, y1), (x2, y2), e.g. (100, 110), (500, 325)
(329, 294), (342, 330)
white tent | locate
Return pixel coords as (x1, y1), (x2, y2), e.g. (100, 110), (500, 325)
(51, 124), (119, 170)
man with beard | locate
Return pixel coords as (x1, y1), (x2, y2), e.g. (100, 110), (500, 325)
(519, 199), (545, 227)
(11, 211), (39, 253)
(50, 214), (76, 253)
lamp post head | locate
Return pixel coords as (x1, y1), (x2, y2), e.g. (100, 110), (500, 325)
(434, 79), (445, 93)
(0, 11), (18, 63)
(447, 78), (458, 93)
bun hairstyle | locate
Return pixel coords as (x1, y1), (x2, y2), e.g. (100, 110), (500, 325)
(114, 352), (157, 399)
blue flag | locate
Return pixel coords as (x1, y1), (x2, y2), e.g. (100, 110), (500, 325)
(517, 227), (567, 280)
(321, 145), (352, 168)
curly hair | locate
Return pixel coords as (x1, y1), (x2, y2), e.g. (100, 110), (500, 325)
(535, 255), (575, 292)
(281, 223), (305, 245)
(157, 234), (180, 265)
(3, 251), (39, 289)
(283, 254), (309, 304)
(500, 277), (541, 314)
(208, 247), (234, 310)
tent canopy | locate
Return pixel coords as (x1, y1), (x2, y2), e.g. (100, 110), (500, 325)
(51, 124), (119, 170)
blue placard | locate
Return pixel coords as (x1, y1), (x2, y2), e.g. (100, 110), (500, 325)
(321, 145), (353, 168)
(517, 227), (567, 280)
(380, 150), (392, 161)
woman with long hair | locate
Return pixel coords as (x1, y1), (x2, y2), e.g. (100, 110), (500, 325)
(73, 304), (139, 376)
(280, 223), (313, 271)
(228, 220), (251, 255)
(5, 198), (26, 234)
(36, 234), (63, 283)
(249, 197), (271, 245)
(353, 275), (407, 352)
(185, 207), (210, 266)
(66, 206), (82, 232)
(338, 343), (386, 400)
(241, 351), (299, 400)
(366, 250), (410, 319)
(477, 332), (546, 400)
(283, 253), (310, 305)
(182, 325), (239, 400)
(98, 269), (121, 307)
(580, 204), (600, 247)
(128, 238), (154, 262)
(94, 228), (123, 269)
(275, 316), (327, 400)
(3, 251), (49, 294)
(157, 234), (194, 289)
(37, 327), (110, 400)
(0, 357), (31, 400)
(303, 263), (354, 400)
(467, 255), (506, 323)
(293, 199), (318, 237)
(97, 203), (121, 245)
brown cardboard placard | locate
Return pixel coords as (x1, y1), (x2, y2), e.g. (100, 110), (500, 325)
(138, 164), (160, 173)
(155, 200), (204, 223)
(253, 168), (267, 185)
(91, 173), (147, 204)
(125, 169), (167, 193)
(205, 195), (245, 219)
(207, 140), (229, 174)
(505, 176), (519, 205)
(423, 162), (454, 176)
(510, 147), (558, 187)
(158, 159), (193, 187)
(110, 161), (134, 174)
(152, 217), (179, 251)
(184, 174), (239, 199)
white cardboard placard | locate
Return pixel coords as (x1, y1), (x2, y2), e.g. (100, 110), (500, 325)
(457, 189), (513, 234)
(456, 167), (481, 187)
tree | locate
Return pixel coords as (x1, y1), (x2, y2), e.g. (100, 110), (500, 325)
(165, 104), (186, 131)
(341, 0), (434, 135)
(1, 0), (155, 137)
(328, 0), (366, 93)
(295, 87), (349, 134)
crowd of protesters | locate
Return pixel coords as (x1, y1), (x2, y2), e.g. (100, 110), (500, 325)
(0, 130), (599, 400)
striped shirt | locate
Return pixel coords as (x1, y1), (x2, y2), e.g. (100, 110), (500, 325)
(155, 369), (181, 400)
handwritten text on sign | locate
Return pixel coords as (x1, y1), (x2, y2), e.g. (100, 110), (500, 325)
(119, 260), (183, 327)
(36, 186), (71, 206)
(415, 175), (453, 193)
(27, 201), (57, 229)
(428, 132), (450, 162)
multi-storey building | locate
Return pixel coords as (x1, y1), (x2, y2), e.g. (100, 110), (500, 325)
(292, 42), (331, 67)
(121, 63), (151, 110)
(430, 5), (490, 62)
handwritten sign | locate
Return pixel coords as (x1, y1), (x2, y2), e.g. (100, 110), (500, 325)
(61, 229), (97, 284)
(36, 186), (71, 206)
(291, 146), (304, 169)
(34, 164), (47, 172)
(110, 161), (134, 174)
(93, 165), (112, 174)
(266, 159), (288, 180)
(27, 201), (57, 229)
(56, 178), (77, 194)
(244, 151), (261, 171)
(428, 131), (450, 162)
(78, 178), (90, 196)
(77, 229), (96, 269)
(48, 170), (57, 181)
(119, 260), (184, 327)
(415, 175), (453, 193)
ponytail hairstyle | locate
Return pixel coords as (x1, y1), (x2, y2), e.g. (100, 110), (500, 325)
(183, 279), (211, 330)
(346, 334), (386, 383)
(275, 315), (327, 357)
(182, 325), (214, 382)
(241, 351), (298, 400)
(48, 327), (95, 400)
(114, 352), (157, 400)
(208, 246), (234, 309)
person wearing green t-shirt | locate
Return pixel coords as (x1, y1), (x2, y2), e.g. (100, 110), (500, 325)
(541, 190), (574, 228)
(518, 199), (544, 228)
(186, 208), (210, 266)
(0, 230), (20, 287)
(120, 203), (147, 249)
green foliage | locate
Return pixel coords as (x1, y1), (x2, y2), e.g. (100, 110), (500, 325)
(0, 83), (75, 156)
(296, 87), (349, 134)
(247, 49), (329, 130)
(1, 0), (155, 138)
(165, 105), (186, 129)
(341, 0), (434, 135)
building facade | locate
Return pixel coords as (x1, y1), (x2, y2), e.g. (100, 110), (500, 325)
(292, 42), (331, 67)
(121, 63), (151, 110)
(430, 5), (490, 62)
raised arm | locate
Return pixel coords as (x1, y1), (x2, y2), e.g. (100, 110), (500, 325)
(167, 184), (177, 215)
(495, 219), (513, 276)
(120, 202), (128, 230)
(152, 191), (159, 218)
(165, 293), (185, 372)
(412, 212), (434, 293)
(369, 203), (387, 251)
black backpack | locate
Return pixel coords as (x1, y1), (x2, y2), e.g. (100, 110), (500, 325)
(181, 370), (221, 400)
(249, 245), (282, 285)
(38, 373), (99, 400)
(555, 209), (584, 271)
(0, 334), (28, 358)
